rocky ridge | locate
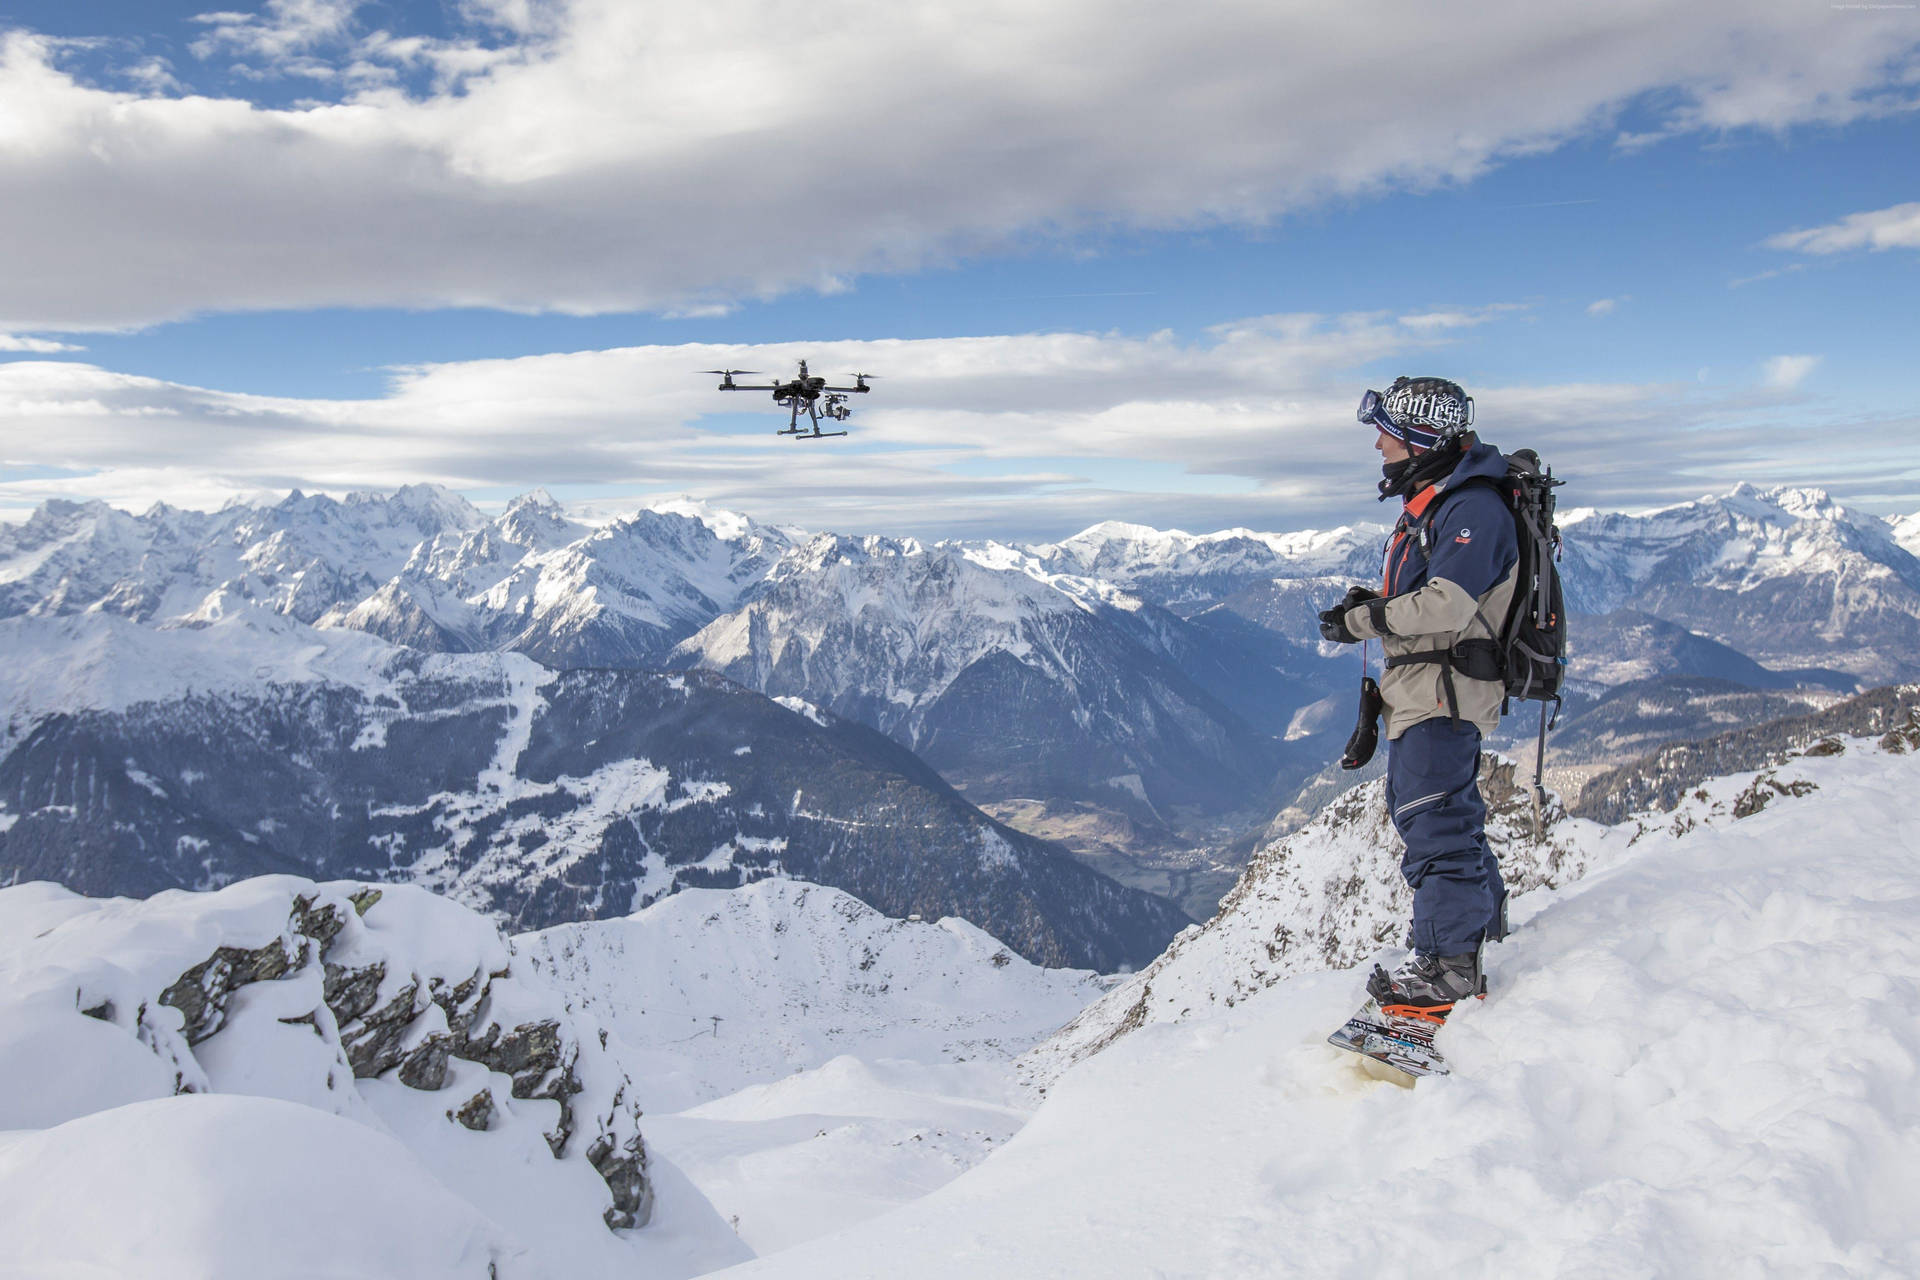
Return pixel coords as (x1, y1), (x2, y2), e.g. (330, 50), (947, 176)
(0, 876), (653, 1231)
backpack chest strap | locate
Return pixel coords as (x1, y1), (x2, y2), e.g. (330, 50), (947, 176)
(1383, 638), (1503, 727)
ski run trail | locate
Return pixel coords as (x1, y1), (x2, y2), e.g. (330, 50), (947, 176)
(716, 743), (1920, 1279)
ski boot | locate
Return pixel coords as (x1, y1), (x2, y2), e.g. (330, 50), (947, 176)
(1366, 941), (1485, 1029)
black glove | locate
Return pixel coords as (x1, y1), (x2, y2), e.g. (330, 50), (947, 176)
(1340, 676), (1384, 771)
(1317, 585), (1379, 645)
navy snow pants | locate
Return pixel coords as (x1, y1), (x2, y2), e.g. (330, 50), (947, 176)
(1386, 718), (1505, 957)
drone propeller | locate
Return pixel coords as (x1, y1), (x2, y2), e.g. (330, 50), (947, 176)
(700, 369), (762, 376)
(850, 373), (881, 380)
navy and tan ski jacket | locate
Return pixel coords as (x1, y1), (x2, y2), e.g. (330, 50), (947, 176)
(1344, 442), (1519, 740)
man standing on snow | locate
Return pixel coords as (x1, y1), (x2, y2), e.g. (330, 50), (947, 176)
(1318, 376), (1516, 1017)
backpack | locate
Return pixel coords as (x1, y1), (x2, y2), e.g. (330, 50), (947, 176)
(1483, 447), (1567, 840)
(1488, 448), (1568, 707)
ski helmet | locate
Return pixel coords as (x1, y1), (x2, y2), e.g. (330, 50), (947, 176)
(1357, 376), (1474, 451)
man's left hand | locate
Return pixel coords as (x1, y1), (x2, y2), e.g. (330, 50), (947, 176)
(1319, 585), (1381, 644)
(1319, 602), (1361, 644)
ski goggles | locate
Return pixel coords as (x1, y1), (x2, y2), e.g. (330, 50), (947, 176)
(1356, 389), (1400, 435)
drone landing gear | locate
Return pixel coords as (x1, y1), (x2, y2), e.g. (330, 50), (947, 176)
(778, 396), (848, 439)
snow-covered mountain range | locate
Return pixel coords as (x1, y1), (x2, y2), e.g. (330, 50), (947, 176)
(668, 533), (1316, 821)
(1556, 484), (1920, 679)
(4, 481), (1917, 926)
(8, 483), (1911, 684)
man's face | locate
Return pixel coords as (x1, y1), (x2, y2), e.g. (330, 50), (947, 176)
(1374, 429), (1413, 464)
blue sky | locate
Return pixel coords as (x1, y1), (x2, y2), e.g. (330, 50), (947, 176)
(0, 0), (1916, 538)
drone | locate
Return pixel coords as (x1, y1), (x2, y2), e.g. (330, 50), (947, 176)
(703, 360), (877, 439)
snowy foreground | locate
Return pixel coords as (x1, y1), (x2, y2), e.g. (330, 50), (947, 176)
(0, 876), (1099, 1277)
(4, 733), (1918, 1276)
(716, 739), (1920, 1278)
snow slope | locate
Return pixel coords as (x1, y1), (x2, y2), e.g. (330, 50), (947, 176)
(0, 1094), (519, 1280)
(515, 879), (1109, 1257)
(711, 729), (1920, 1278)
(520, 879), (1107, 1112)
(1893, 510), (1920, 560)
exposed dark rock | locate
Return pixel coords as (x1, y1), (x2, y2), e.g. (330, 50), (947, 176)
(322, 960), (387, 1026)
(143, 888), (653, 1235)
(338, 979), (421, 1078)
(460, 1018), (564, 1095)
(276, 1010), (326, 1039)
(449, 1089), (494, 1132)
(1880, 709), (1920, 755)
(398, 1032), (453, 1090)
(426, 967), (488, 1036)
(159, 938), (299, 1044)
(1732, 773), (1818, 819)
(587, 1127), (653, 1230)
(349, 887), (384, 915)
(290, 893), (346, 949)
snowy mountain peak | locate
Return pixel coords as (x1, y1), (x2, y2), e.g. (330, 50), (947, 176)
(1708, 482), (1848, 526)
(504, 487), (564, 516)
(351, 482), (485, 535)
(645, 495), (791, 545)
(1889, 510), (1920, 558)
(1023, 515), (1385, 615)
(1557, 482), (1920, 675)
(1061, 519), (1178, 546)
(774, 531), (928, 578)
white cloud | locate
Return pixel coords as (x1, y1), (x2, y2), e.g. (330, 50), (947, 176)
(1729, 263), (1808, 288)
(1766, 201), (1920, 255)
(1396, 306), (1528, 332)
(0, 3), (1916, 330)
(189, 0), (364, 65)
(1586, 297), (1620, 317)
(0, 334), (84, 352)
(0, 316), (1907, 539)
(1762, 354), (1821, 390)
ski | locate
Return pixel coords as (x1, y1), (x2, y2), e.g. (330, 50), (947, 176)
(1327, 998), (1450, 1086)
